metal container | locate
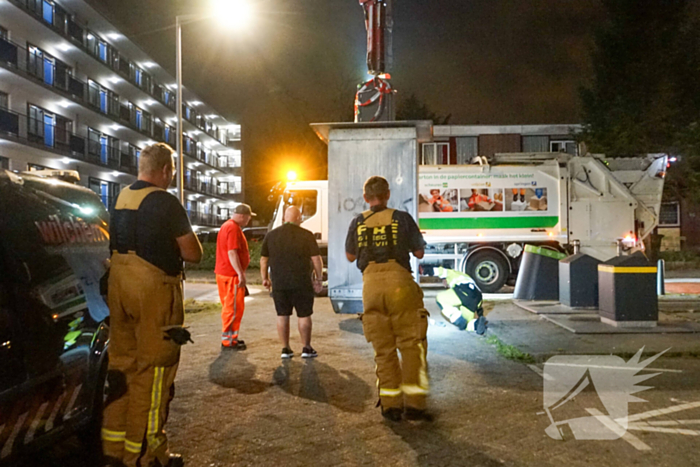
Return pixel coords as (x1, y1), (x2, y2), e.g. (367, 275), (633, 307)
(513, 245), (566, 301)
(312, 122), (429, 313)
(559, 253), (601, 308)
(598, 252), (658, 327)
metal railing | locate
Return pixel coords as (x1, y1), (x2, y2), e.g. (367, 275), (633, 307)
(187, 211), (226, 227)
(0, 108), (138, 175)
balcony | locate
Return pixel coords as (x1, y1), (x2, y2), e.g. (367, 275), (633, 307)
(187, 211), (226, 227)
(0, 37), (87, 102)
(0, 107), (138, 176)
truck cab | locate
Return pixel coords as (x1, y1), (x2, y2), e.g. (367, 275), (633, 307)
(270, 180), (329, 254)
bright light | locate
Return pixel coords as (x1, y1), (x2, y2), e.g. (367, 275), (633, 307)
(287, 170), (297, 181)
(76, 205), (94, 215)
(111, 171), (120, 176)
(669, 156), (678, 162)
(61, 158), (72, 164)
(548, 231), (554, 237)
(206, 114), (218, 119)
(58, 42), (72, 52)
(107, 33), (123, 41)
(211, 0), (255, 30)
(109, 76), (122, 84)
(190, 101), (202, 107)
(111, 124), (122, 131)
(142, 100), (156, 107)
(142, 62), (156, 68)
(58, 100), (72, 108)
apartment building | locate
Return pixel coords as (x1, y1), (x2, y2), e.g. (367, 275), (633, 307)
(421, 124), (582, 164)
(0, 0), (243, 230)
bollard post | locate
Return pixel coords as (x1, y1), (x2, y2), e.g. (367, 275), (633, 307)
(657, 259), (665, 296)
(572, 239), (581, 255)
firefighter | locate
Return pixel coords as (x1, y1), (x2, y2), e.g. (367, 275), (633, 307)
(103, 143), (203, 467)
(434, 267), (487, 335)
(345, 176), (431, 422)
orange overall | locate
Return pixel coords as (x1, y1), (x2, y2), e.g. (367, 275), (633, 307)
(217, 275), (245, 346)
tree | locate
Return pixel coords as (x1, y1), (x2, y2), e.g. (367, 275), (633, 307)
(396, 93), (451, 124)
(580, 0), (700, 200)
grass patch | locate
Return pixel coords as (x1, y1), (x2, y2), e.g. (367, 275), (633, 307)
(184, 299), (221, 315)
(485, 335), (535, 363)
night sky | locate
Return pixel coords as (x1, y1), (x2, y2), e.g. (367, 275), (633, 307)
(90, 0), (606, 216)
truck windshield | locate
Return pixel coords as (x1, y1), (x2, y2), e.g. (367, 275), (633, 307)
(284, 190), (317, 222)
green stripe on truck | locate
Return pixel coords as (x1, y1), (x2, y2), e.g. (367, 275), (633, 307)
(418, 216), (559, 230)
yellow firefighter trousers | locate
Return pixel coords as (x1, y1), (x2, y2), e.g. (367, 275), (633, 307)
(102, 253), (184, 467)
(362, 262), (429, 410)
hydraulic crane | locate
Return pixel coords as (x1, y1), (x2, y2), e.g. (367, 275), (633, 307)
(355, 0), (395, 122)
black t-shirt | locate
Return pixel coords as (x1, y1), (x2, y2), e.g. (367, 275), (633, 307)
(345, 207), (426, 273)
(261, 223), (321, 291)
(110, 181), (193, 276)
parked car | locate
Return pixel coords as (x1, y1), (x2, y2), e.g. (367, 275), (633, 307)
(0, 170), (110, 465)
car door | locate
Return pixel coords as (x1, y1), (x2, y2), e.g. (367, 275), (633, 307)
(0, 179), (100, 460)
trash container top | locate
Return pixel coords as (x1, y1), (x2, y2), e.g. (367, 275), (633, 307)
(524, 244), (566, 260)
(560, 252), (602, 265)
(602, 251), (651, 267)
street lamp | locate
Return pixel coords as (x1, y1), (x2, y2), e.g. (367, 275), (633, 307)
(175, 0), (254, 205)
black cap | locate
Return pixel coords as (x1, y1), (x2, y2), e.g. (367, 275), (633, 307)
(233, 203), (256, 216)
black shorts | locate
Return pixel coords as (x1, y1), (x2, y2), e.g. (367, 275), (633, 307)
(272, 289), (314, 318)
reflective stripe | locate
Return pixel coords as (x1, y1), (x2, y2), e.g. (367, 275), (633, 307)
(124, 439), (143, 454)
(417, 342), (429, 391)
(101, 428), (126, 442)
(401, 384), (429, 396)
(379, 388), (402, 397)
(147, 433), (166, 450)
(147, 367), (165, 436)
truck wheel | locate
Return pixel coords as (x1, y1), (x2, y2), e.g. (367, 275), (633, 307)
(465, 251), (509, 293)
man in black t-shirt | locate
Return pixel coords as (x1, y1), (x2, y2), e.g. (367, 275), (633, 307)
(261, 206), (323, 359)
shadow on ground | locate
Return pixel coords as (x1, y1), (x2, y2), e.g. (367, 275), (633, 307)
(388, 422), (514, 467)
(209, 350), (272, 394)
(273, 359), (372, 413)
(339, 316), (364, 335)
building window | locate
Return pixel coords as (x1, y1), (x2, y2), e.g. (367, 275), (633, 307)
(88, 128), (119, 166)
(659, 202), (681, 227)
(0, 156), (9, 170)
(88, 80), (119, 116)
(550, 140), (577, 155)
(0, 91), (8, 109)
(27, 45), (69, 88)
(89, 177), (120, 208)
(28, 104), (72, 149)
(421, 142), (450, 165)
(85, 32), (110, 63)
(42, 0), (54, 25)
(0, 25), (7, 40)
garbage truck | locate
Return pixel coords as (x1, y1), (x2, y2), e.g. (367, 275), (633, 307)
(271, 151), (667, 294)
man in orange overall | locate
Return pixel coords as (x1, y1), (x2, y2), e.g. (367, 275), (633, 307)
(215, 204), (255, 350)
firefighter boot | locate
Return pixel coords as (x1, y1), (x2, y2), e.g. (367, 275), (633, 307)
(151, 453), (185, 467)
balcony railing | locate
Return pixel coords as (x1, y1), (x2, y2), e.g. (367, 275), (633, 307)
(187, 211), (226, 227)
(0, 108), (138, 176)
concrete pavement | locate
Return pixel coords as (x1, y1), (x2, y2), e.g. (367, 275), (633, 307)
(171, 283), (700, 466)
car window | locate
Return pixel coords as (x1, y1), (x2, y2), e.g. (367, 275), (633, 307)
(285, 190), (318, 222)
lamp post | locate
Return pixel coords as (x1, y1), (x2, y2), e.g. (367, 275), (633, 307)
(175, 0), (254, 205)
(176, 15), (185, 205)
